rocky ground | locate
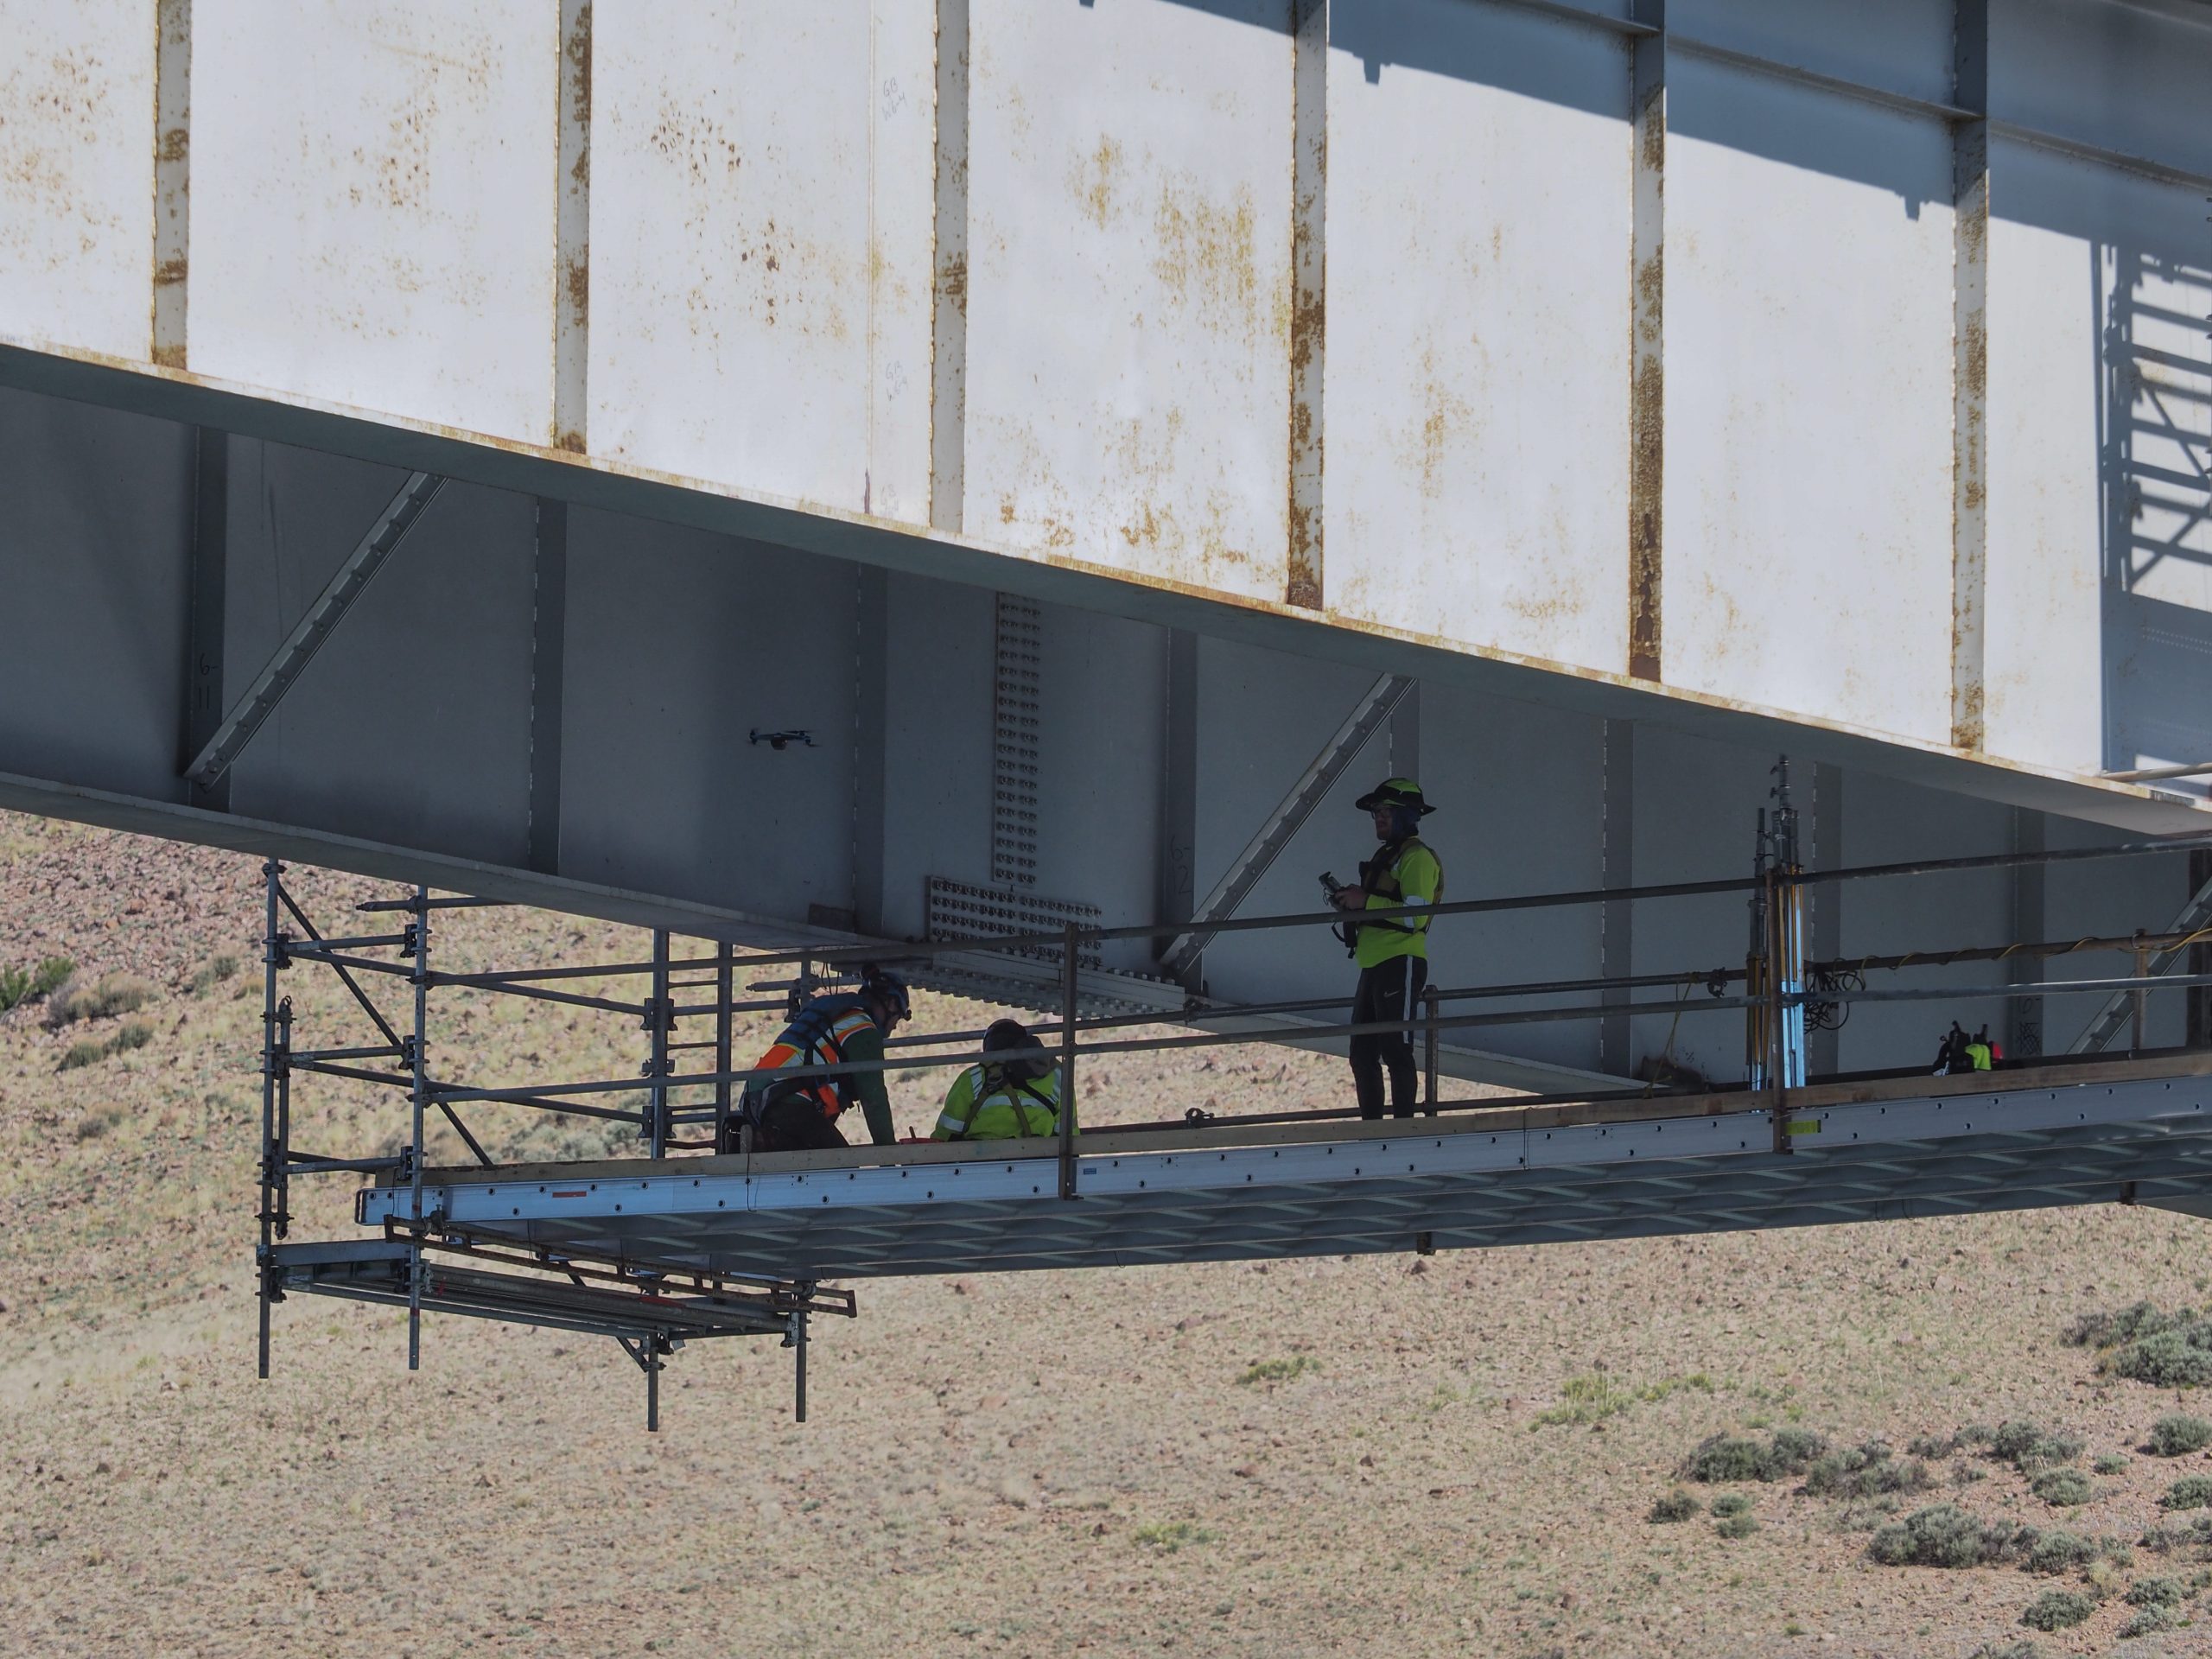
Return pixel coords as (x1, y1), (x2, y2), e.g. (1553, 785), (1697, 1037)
(3, 810), (2210, 1657)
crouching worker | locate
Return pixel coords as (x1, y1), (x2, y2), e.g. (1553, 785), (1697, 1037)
(931, 1019), (1065, 1141)
(732, 968), (910, 1154)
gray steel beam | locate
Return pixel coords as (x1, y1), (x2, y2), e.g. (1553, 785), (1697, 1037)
(181, 427), (229, 812)
(2070, 869), (2212, 1054)
(183, 470), (445, 790)
(1160, 671), (1411, 977)
(527, 498), (569, 874)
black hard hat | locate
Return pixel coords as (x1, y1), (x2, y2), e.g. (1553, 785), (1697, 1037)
(982, 1018), (1051, 1082)
(858, 966), (911, 1022)
(1355, 777), (1434, 816)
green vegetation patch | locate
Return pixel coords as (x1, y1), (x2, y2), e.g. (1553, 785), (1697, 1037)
(1966, 1645), (2041, 1659)
(188, 953), (241, 995)
(1987, 1421), (2083, 1472)
(2120, 1603), (2183, 1638)
(1868, 1504), (2014, 1569)
(2164, 1475), (2212, 1511)
(1709, 1493), (1752, 1518)
(2069, 1302), (2212, 1389)
(2029, 1468), (2093, 1508)
(0, 956), (73, 1014)
(1713, 1512), (1758, 1540)
(2149, 1414), (2212, 1457)
(1802, 1440), (1936, 1500)
(1534, 1370), (1713, 1427)
(1235, 1356), (1319, 1387)
(44, 971), (156, 1027)
(2094, 1454), (2130, 1475)
(1132, 1522), (1217, 1553)
(2126, 1575), (2183, 1608)
(1647, 1490), (1700, 1524)
(2018, 1590), (2094, 1632)
(1685, 1429), (1826, 1484)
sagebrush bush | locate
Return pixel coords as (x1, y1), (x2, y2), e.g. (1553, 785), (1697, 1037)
(2163, 1475), (2212, 1510)
(1803, 1441), (1935, 1500)
(2149, 1414), (2212, 1457)
(1869, 1504), (2009, 1568)
(2071, 1303), (2212, 1389)
(1987, 1421), (2082, 1471)
(1647, 1489), (1700, 1523)
(1710, 1493), (1751, 1518)
(112, 1015), (153, 1053)
(1714, 1512), (1758, 1540)
(1965, 1643), (2041, 1659)
(1685, 1430), (1825, 1484)
(2018, 1590), (2094, 1632)
(2120, 1603), (2181, 1638)
(189, 952), (241, 994)
(2030, 1468), (2092, 1508)
(1907, 1432), (1961, 1459)
(2126, 1575), (2183, 1608)
(2019, 1529), (2094, 1574)
(2094, 1454), (2129, 1475)
(58, 1037), (107, 1071)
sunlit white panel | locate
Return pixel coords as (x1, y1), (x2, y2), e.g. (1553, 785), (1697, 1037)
(0, 0), (154, 360)
(963, 0), (1294, 601)
(190, 0), (556, 443)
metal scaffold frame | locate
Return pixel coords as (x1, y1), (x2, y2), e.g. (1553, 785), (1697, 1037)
(254, 772), (2212, 1428)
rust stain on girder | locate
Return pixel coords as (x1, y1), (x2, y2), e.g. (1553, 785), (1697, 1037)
(564, 2), (593, 171)
(1072, 136), (1123, 230)
(1627, 352), (1663, 683)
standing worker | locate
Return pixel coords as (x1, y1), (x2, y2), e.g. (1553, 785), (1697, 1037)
(734, 968), (911, 1153)
(932, 1019), (1065, 1141)
(1327, 779), (1444, 1119)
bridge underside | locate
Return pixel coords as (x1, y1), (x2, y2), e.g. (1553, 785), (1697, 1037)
(351, 1059), (2212, 1282)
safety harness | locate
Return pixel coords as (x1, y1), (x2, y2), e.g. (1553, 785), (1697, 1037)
(741, 993), (876, 1128)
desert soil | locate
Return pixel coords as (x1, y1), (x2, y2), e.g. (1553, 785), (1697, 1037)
(2, 810), (2209, 1658)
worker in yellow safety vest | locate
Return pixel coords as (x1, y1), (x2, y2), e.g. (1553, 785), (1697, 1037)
(932, 1019), (1065, 1141)
(1327, 778), (1445, 1119)
(733, 968), (911, 1154)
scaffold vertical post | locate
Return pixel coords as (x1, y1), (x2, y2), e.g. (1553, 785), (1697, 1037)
(274, 998), (293, 1243)
(257, 859), (282, 1380)
(645, 1338), (661, 1433)
(794, 1309), (809, 1423)
(647, 927), (671, 1157)
(1058, 921), (1079, 1200)
(406, 883), (429, 1370)
(1422, 988), (1440, 1114)
(2133, 934), (2150, 1055)
(713, 941), (734, 1151)
(1768, 867), (1790, 1154)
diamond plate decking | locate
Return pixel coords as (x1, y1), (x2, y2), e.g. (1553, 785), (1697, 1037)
(356, 1063), (2212, 1282)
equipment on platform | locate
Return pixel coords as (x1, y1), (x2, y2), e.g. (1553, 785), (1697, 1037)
(1934, 1022), (1999, 1075)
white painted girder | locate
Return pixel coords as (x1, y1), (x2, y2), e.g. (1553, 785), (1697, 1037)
(1, 0), (2206, 817)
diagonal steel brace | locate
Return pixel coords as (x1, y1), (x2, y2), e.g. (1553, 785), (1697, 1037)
(185, 472), (445, 788)
(1160, 672), (1412, 977)
(2069, 868), (2212, 1054)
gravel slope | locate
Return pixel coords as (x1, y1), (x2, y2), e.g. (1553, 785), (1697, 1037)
(2, 810), (2207, 1658)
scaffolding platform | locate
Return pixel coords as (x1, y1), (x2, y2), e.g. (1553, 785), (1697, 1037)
(351, 1053), (2212, 1281)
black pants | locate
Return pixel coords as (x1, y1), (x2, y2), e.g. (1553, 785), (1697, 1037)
(1350, 955), (1427, 1119)
(752, 1094), (850, 1154)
